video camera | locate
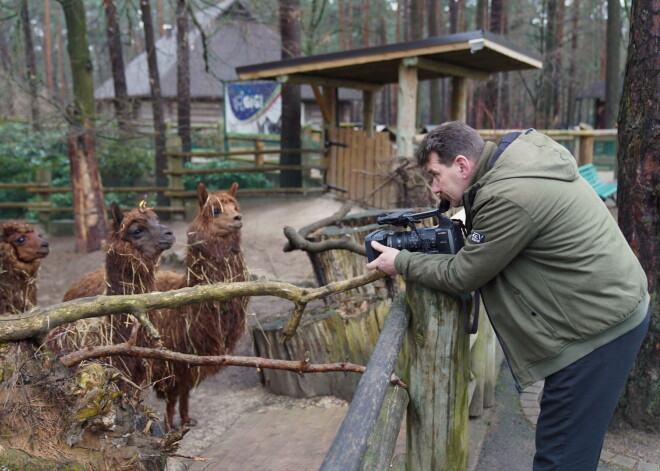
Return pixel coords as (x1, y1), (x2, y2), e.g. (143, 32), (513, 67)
(364, 200), (465, 262)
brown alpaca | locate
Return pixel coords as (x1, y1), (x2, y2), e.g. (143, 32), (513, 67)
(0, 222), (49, 314)
(46, 203), (176, 382)
(152, 182), (248, 430)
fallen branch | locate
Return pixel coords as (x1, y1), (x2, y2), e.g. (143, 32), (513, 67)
(0, 272), (386, 343)
(59, 343), (408, 389)
(282, 226), (366, 255)
(283, 201), (354, 252)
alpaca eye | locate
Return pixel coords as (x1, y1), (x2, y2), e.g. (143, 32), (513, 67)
(16, 237), (25, 244)
(132, 228), (143, 236)
(213, 208), (221, 215)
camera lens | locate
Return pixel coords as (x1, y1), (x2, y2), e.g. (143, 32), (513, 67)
(387, 231), (420, 251)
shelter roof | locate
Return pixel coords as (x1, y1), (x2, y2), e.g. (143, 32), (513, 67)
(236, 30), (542, 90)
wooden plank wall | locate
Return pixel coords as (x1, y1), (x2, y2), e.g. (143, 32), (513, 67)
(326, 127), (397, 209)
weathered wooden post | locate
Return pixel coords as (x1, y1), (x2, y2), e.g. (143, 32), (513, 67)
(405, 282), (470, 471)
(36, 168), (52, 234)
(468, 301), (497, 416)
(166, 135), (184, 219)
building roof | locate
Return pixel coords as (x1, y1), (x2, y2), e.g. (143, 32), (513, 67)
(95, 0), (360, 101)
(237, 30), (542, 89)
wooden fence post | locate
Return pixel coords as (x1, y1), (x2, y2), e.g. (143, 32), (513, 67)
(36, 169), (52, 233)
(166, 136), (184, 219)
(405, 283), (470, 471)
(578, 134), (594, 166)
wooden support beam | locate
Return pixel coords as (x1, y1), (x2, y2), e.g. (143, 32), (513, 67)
(278, 74), (383, 93)
(451, 76), (467, 122)
(363, 90), (375, 138)
(312, 85), (332, 125)
(397, 61), (418, 158)
(323, 86), (338, 127)
(402, 56), (490, 81)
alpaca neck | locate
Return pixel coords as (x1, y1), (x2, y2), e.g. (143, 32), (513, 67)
(185, 232), (246, 286)
(104, 249), (157, 295)
(0, 247), (40, 314)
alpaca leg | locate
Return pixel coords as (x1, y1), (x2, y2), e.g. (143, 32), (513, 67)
(164, 393), (177, 432)
(179, 389), (197, 427)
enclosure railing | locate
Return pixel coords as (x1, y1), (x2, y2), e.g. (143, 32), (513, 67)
(0, 129), (615, 223)
(321, 282), (490, 471)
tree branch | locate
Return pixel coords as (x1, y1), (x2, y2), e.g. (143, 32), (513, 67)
(0, 273), (386, 343)
(282, 226), (366, 255)
(283, 201), (354, 252)
(58, 343), (407, 389)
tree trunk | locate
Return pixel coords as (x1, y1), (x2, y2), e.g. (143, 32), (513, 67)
(43, 0), (55, 98)
(428, 0), (442, 124)
(58, 0), (108, 253)
(566, 0), (580, 126)
(362, 0), (370, 46)
(176, 0), (192, 154)
(140, 0), (169, 212)
(539, 0), (558, 128)
(56, 15), (68, 106)
(103, 0), (132, 133)
(20, 0), (40, 131)
(0, 4), (15, 117)
(614, 0), (659, 432)
(605, 0), (622, 128)
(279, 0), (302, 188)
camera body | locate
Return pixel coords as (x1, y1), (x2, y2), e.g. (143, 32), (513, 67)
(364, 203), (465, 263)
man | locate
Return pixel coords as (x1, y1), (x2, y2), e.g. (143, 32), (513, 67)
(366, 121), (650, 471)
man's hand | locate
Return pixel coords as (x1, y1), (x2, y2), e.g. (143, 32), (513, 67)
(366, 241), (400, 275)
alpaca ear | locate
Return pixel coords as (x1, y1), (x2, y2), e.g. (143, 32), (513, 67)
(110, 202), (123, 228)
(197, 182), (208, 209)
(228, 182), (238, 196)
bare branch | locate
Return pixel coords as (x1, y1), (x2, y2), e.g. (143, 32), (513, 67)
(282, 226), (366, 255)
(0, 273), (386, 343)
(282, 201), (354, 252)
(58, 343), (407, 389)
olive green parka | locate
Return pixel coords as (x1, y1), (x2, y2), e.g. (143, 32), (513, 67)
(395, 130), (649, 388)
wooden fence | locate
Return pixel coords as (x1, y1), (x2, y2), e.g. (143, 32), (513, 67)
(0, 128), (617, 226)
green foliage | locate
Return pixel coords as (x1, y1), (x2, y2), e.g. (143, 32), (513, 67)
(0, 122), (156, 219)
(182, 159), (273, 191)
(0, 121), (69, 219)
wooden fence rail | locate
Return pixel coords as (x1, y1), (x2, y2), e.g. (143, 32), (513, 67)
(320, 293), (410, 471)
(321, 284), (485, 470)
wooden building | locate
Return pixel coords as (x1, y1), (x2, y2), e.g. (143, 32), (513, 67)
(94, 0), (360, 127)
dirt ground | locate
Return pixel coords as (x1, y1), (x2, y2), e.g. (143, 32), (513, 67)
(34, 194), (659, 469)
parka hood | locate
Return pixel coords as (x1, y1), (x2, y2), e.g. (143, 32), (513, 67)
(469, 130), (580, 190)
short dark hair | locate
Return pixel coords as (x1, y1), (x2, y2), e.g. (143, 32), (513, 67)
(416, 121), (485, 167)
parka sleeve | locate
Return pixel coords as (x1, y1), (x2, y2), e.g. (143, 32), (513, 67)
(394, 196), (539, 295)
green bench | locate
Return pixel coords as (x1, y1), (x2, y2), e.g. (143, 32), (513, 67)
(578, 163), (617, 201)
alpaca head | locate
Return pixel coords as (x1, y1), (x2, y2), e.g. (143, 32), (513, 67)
(0, 221), (50, 264)
(192, 182), (243, 238)
(108, 202), (176, 261)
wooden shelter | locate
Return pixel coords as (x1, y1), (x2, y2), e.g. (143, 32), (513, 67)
(237, 30), (542, 207)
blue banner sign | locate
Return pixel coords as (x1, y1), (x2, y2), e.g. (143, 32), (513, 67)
(224, 81), (282, 138)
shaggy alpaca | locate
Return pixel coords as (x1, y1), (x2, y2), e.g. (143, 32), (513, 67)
(0, 222), (49, 314)
(46, 203), (176, 381)
(152, 182), (248, 430)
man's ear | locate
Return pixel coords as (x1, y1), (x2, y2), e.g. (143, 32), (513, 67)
(455, 155), (472, 179)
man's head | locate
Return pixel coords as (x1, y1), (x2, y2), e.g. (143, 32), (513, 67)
(416, 121), (485, 207)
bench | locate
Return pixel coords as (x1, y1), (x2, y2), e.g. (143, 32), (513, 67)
(578, 163), (617, 201)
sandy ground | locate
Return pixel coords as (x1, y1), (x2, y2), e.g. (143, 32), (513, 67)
(34, 193), (658, 469)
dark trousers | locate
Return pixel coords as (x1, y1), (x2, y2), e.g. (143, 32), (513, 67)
(533, 308), (650, 471)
